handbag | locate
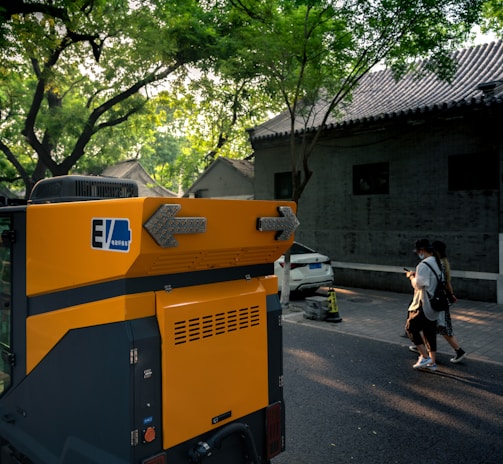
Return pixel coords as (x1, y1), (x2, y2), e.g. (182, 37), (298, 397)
(423, 261), (450, 312)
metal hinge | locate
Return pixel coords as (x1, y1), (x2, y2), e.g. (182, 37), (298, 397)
(1, 350), (15, 367)
(278, 315), (282, 326)
(131, 429), (139, 446)
(130, 348), (138, 365)
(279, 375), (284, 388)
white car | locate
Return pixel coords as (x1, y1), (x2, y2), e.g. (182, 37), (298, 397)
(274, 242), (334, 294)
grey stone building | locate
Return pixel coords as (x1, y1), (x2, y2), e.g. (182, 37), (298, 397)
(249, 41), (503, 302)
(102, 159), (176, 197)
(184, 157), (254, 199)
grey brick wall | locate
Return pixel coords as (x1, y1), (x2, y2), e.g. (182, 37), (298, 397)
(253, 111), (502, 301)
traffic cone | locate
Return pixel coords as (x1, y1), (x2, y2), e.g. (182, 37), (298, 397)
(325, 287), (342, 323)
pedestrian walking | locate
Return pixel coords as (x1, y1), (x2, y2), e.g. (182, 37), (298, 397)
(432, 240), (467, 363)
(405, 239), (442, 371)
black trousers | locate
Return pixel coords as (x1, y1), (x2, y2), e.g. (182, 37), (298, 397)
(405, 308), (437, 352)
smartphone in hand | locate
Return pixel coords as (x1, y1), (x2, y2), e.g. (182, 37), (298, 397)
(404, 267), (415, 278)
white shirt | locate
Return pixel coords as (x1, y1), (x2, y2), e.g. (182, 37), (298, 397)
(408, 255), (441, 321)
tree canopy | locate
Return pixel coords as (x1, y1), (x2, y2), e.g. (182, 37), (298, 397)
(225, 0), (486, 203)
(0, 0), (496, 201)
(481, 0), (503, 36)
(0, 0), (222, 197)
(218, 0), (486, 304)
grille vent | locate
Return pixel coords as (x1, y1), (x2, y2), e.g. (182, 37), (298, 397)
(29, 175), (138, 203)
(75, 179), (137, 198)
(173, 306), (261, 345)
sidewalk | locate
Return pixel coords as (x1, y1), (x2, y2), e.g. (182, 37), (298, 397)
(283, 286), (503, 366)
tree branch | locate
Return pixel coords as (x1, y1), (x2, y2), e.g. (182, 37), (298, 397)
(0, 0), (69, 22)
(0, 139), (33, 194)
(59, 65), (182, 173)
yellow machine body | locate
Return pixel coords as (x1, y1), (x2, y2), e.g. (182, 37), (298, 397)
(24, 197), (292, 372)
(1, 187), (295, 464)
(25, 197), (287, 297)
(26, 293), (155, 373)
(156, 278), (269, 448)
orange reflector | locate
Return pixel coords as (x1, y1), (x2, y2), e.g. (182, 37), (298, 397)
(141, 452), (166, 464)
(266, 401), (283, 459)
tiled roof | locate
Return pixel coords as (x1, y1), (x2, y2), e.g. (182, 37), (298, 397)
(101, 160), (137, 178)
(102, 160), (177, 197)
(183, 157), (254, 197)
(224, 158), (254, 179)
(250, 40), (503, 140)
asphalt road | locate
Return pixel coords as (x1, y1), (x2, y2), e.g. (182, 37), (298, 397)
(273, 320), (503, 464)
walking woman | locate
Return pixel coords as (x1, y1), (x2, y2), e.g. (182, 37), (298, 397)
(405, 239), (442, 371)
(432, 240), (467, 363)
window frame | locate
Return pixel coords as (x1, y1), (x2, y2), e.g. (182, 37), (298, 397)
(274, 171), (300, 200)
(352, 162), (390, 195)
(448, 152), (499, 191)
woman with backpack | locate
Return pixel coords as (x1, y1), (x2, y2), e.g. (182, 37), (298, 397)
(432, 240), (467, 363)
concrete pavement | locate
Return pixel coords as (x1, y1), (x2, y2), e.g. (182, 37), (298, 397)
(283, 286), (503, 366)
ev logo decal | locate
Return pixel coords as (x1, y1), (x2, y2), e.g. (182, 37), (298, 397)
(91, 218), (132, 252)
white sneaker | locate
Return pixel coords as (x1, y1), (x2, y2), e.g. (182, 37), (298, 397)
(413, 356), (432, 369)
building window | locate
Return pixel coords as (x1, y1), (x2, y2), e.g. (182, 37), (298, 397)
(353, 162), (389, 195)
(274, 172), (294, 199)
(448, 153), (499, 191)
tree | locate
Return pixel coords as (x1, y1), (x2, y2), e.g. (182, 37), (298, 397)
(132, 94), (187, 195)
(481, 0), (503, 36)
(162, 73), (281, 193)
(0, 0), (220, 197)
(227, 0), (485, 305)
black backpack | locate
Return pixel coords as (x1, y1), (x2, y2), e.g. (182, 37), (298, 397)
(423, 261), (450, 312)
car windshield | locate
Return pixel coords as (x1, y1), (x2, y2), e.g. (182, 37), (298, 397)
(290, 242), (315, 255)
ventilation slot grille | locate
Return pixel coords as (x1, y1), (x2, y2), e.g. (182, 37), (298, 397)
(75, 179), (137, 198)
(173, 306), (261, 345)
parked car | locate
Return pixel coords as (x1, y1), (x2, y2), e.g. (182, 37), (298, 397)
(274, 242), (334, 295)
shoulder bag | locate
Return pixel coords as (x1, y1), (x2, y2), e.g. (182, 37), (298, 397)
(423, 261), (450, 312)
